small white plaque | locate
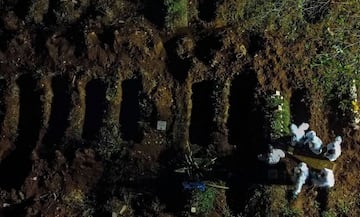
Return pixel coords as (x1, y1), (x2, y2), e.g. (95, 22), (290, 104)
(157, 121), (167, 131)
(191, 207), (197, 213)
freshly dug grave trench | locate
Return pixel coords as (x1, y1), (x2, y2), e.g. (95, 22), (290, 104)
(41, 76), (72, 155)
(0, 74), (42, 189)
(82, 79), (107, 141)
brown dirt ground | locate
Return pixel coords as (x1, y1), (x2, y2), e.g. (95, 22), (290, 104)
(0, 0), (359, 217)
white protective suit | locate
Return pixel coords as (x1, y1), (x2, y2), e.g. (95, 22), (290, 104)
(312, 168), (335, 188)
(292, 162), (309, 196)
(324, 136), (342, 161)
(257, 147), (285, 165)
(290, 123), (310, 146)
(304, 131), (323, 155)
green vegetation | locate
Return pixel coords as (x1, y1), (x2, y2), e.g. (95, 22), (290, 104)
(335, 199), (353, 216)
(240, 185), (301, 217)
(265, 92), (291, 140)
(320, 200), (354, 217)
(63, 189), (95, 217)
(310, 1), (360, 121)
(321, 210), (337, 217)
(192, 187), (217, 215)
(280, 206), (302, 217)
(164, 0), (188, 31)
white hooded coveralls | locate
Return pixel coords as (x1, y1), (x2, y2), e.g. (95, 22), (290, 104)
(304, 131), (323, 155)
(290, 123), (309, 146)
(324, 136), (342, 161)
(292, 162), (309, 196)
(257, 148), (285, 165)
(312, 168), (335, 188)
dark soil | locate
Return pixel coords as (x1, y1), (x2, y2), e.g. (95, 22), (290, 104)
(0, 1), (359, 217)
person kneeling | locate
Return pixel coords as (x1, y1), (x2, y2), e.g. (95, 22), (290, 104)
(324, 136), (342, 162)
(311, 168), (335, 188)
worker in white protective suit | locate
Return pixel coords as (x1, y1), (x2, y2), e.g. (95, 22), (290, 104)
(324, 136), (342, 161)
(291, 162), (309, 198)
(257, 145), (285, 165)
(312, 168), (335, 188)
(304, 131), (323, 155)
(290, 123), (310, 146)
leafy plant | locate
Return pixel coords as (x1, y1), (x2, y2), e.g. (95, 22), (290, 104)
(280, 206), (303, 217)
(265, 92), (291, 140)
(164, 0), (188, 31)
(192, 187), (217, 215)
(310, 1), (360, 122)
(335, 199), (353, 216)
(321, 210), (337, 217)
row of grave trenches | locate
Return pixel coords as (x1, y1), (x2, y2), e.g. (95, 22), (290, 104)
(0, 65), (339, 215)
(0, 3), (358, 215)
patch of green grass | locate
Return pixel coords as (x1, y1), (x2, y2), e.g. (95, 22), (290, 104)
(321, 209), (337, 217)
(241, 185), (295, 217)
(164, 0), (188, 31)
(310, 0), (360, 121)
(335, 199), (354, 216)
(280, 206), (303, 217)
(192, 187), (217, 215)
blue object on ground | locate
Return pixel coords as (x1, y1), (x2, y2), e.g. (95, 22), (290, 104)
(182, 181), (206, 192)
